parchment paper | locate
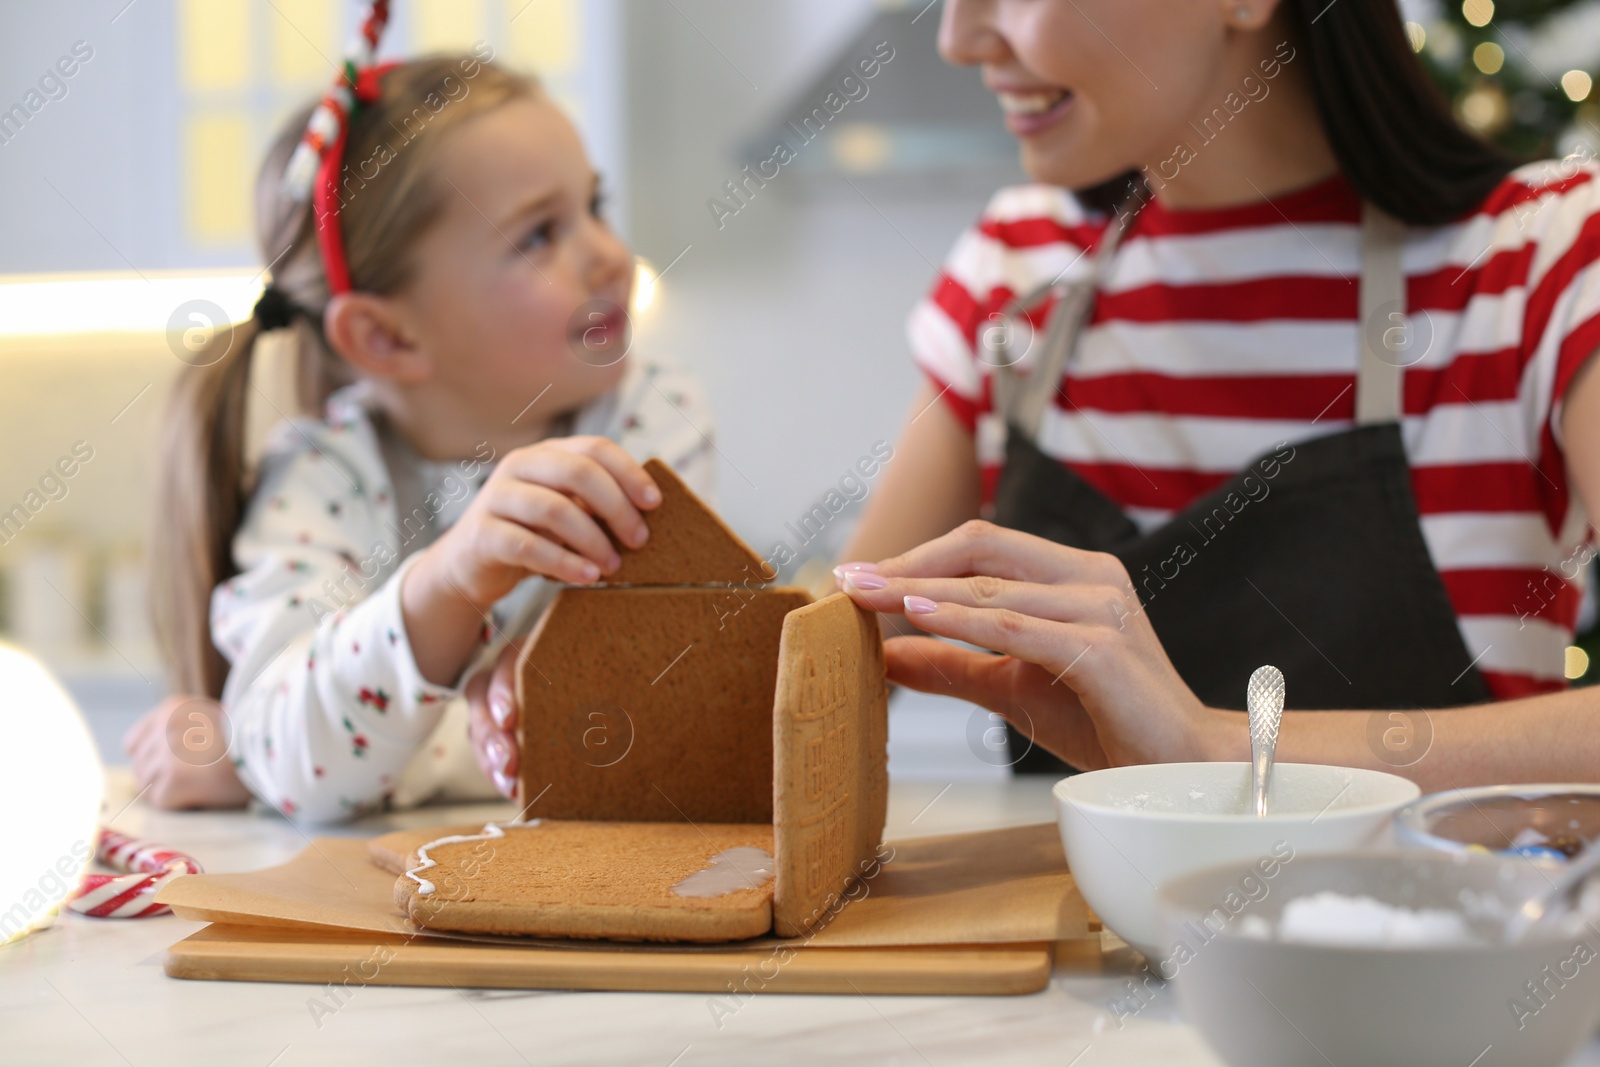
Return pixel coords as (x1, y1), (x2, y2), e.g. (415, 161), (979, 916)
(156, 821), (1090, 949)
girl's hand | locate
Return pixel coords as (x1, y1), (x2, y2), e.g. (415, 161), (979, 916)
(415, 436), (661, 610)
(466, 638), (523, 799)
(833, 521), (1218, 771)
(123, 696), (252, 810)
(403, 437), (661, 685)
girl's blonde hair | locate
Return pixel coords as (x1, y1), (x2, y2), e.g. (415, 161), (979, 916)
(151, 54), (538, 698)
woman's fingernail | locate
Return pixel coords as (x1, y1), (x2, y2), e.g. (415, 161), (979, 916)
(904, 595), (939, 615)
(580, 561), (602, 582)
(486, 733), (510, 770)
(844, 571), (888, 590)
(493, 769), (515, 797)
(834, 562), (879, 575)
(641, 484), (662, 506)
(490, 695), (514, 728)
(630, 526), (649, 548)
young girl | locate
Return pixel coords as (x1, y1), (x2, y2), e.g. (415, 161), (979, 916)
(142, 43), (715, 822)
(833, 0), (1600, 786)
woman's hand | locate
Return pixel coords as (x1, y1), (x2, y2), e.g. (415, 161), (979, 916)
(123, 696), (252, 810)
(465, 638), (523, 798)
(834, 520), (1219, 770)
(403, 437), (661, 685)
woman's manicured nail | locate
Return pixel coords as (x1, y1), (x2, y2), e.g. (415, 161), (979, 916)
(486, 733), (511, 771)
(844, 571), (888, 590)
(641, 484), (662, 506)
(834, 562), (879, 575)
(904, 595), (939, 615)
(490, 694), (514, 728)
(493, 769), (516, 798)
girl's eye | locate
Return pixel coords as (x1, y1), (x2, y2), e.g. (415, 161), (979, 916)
(590, 189), (606, 219)
(519, 220), (556, 251)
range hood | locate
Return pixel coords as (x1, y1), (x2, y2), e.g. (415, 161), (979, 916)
(739, 3), (1020, 179)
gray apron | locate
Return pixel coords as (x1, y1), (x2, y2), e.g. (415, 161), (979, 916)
(987, 202), (1493, 774)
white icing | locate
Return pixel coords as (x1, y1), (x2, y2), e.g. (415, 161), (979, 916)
(670, 846), (776, 898)
(405, 820), (542, 896)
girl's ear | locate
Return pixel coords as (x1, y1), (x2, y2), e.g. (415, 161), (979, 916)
(323, 292), (433, 384)
(1222, 0), (1281, 31)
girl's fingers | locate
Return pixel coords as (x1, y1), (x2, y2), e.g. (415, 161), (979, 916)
(466, 670), (518, 792)
(837, 571), (1136, 629)
(482, 516), (605, 585)
(867, 520), (1126, 587)
(487, 482), (620, 572)
(548, 437), (663, 513)
(488, 640), (522, 732)
(506, 442), (652, 550)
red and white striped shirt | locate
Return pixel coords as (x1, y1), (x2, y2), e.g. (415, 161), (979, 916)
(909, 164), (1599, 699)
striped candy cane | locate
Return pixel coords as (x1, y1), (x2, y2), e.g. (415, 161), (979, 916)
(66, 828), (203, 919)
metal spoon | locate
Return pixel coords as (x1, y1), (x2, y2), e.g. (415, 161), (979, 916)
(1504, 838), (1600, 943)
(1247, 665), (1285, 817)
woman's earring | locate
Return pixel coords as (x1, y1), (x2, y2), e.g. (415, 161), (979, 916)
(1234, 4), (1251, 22)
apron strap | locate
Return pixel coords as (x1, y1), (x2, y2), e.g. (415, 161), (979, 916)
(993, 206), (1138, 440)
(997, 196), (1408, 438)
(1356, 202), (1407, 426)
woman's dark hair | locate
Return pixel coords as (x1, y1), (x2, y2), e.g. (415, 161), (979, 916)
(1082, 0), (1521, 225)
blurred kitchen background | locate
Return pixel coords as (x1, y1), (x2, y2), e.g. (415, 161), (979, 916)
(0, 0), (1595, 777)
(0, 0), (1030, 779)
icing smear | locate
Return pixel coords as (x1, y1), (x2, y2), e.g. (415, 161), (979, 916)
(405, 820), (543, 895)
(670, 847), (776, 898)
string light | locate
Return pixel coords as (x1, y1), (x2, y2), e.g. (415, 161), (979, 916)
(1473, 41), (1505, 75)
(1561, 70), (1593, 103)
(1462, 0), (1494, 27)
(1567, 646), (1592, 681)
(1405, 21), (1427, 52)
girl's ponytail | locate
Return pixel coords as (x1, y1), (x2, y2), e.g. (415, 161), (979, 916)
(150, 319), (261, 698)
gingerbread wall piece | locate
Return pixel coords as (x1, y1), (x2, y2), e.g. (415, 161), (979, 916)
(602, 458), (769, 585)
(771, 593), (890, 938)
(516, 585), (812, 822)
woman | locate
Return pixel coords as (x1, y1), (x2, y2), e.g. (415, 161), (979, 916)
(830, 0), (1600, 789)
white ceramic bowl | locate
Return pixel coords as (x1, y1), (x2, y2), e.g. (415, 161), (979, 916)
(1053, 762), (1420, 954)
(1159, 851), (1600, 1067)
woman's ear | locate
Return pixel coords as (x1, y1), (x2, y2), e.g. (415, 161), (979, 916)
(322, 292), (433, 384)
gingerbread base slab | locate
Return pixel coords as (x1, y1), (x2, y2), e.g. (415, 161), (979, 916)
(164, 923), (1053, 995)
(157, 823), (1093, 949)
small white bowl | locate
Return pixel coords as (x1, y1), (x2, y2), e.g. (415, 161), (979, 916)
(1159, 851), (1600, 1067)
(1054, 762), (1420, 954)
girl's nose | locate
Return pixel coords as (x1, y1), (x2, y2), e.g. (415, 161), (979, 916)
(581, 218), (634, 294)
(939, 0), (1009, 68)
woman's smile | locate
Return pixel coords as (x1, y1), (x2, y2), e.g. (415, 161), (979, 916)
(995, 87), (1076, 137)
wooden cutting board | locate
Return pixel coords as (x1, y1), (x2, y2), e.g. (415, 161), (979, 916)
(166, 923), (1055, 995)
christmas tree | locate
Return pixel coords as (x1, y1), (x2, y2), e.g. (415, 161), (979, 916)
(1404, 0), (1600, 160)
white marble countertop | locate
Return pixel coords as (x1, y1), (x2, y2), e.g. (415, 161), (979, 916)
(8, 769), (1600, 1067)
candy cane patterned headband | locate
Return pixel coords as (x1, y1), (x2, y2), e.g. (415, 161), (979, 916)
(280, 0), (393, 296)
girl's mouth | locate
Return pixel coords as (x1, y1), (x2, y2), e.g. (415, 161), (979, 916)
(568, 298), (631, 367)
(997, 89), (1075, 137)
